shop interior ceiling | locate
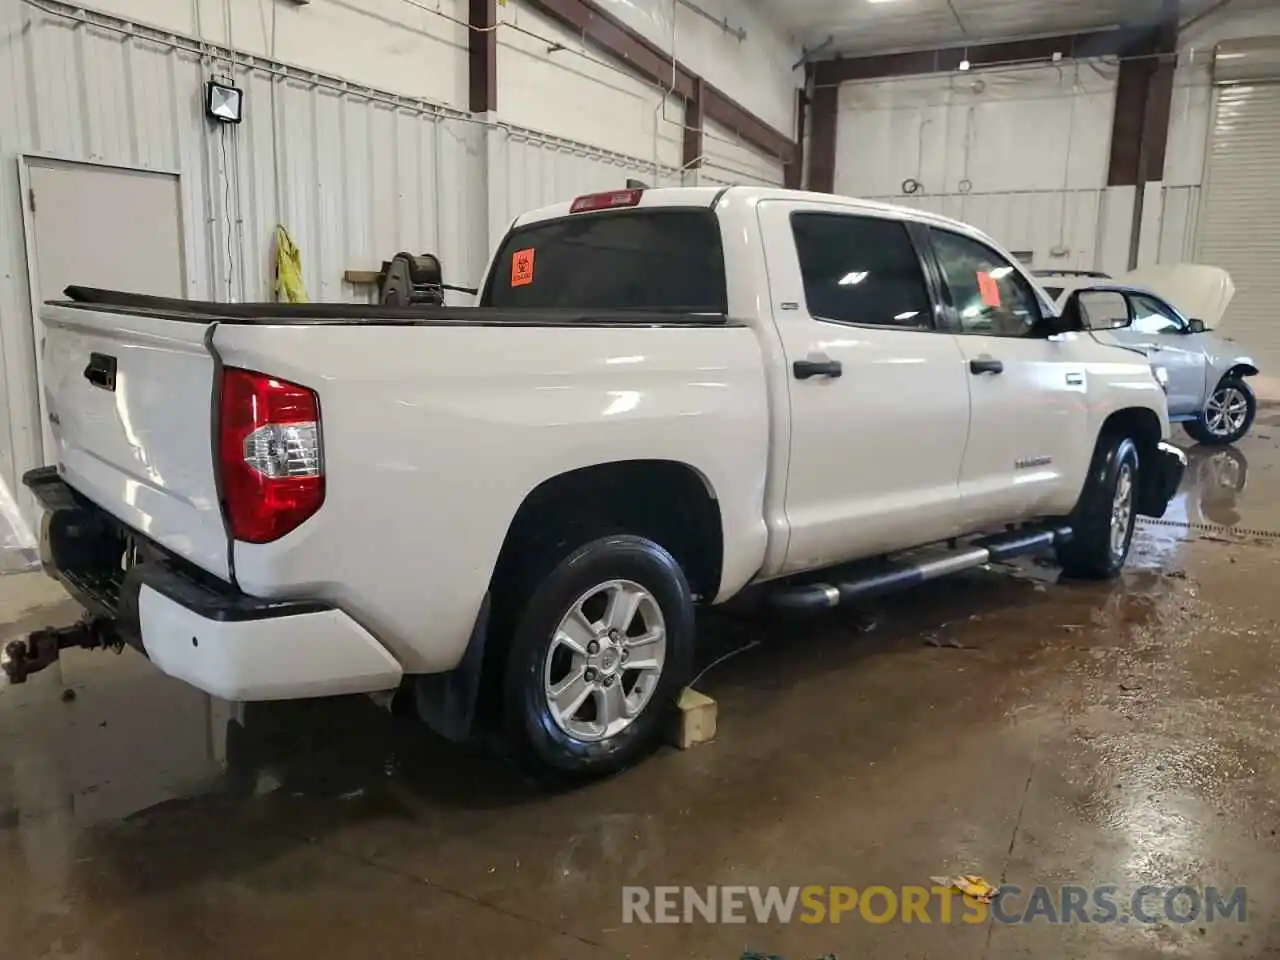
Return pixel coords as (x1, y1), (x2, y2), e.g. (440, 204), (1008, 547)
(764, 0), (1274, 56)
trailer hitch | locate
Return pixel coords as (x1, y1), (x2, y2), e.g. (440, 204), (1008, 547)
(2, 617), (123, 683)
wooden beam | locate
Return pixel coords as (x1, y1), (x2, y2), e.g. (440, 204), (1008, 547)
(812, 28), (1158, 88)
(522, 0), (795, 164)
(468, 0), (497, 113)
(682, 77), (704, 172)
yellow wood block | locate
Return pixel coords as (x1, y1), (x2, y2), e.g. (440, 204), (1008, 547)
(669, 687), (717, 749)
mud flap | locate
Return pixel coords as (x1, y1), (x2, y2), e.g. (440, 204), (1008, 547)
(1137, 442), (1187, 518)
(413, 594), (490, 742)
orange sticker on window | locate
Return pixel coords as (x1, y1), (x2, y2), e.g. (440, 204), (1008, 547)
(977, 271), (1002, 308)
(511, 248), (535, 287)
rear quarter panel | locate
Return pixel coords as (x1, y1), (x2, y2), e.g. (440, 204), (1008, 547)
(212, 322), (770, 673)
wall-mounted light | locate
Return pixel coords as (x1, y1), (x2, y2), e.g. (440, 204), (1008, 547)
(206, 79), (244, 124)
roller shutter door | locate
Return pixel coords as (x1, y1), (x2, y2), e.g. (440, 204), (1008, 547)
(1196, 79), (1280, 372)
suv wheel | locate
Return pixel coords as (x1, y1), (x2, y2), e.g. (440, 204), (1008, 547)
(1184, 376), (1256, 446)
(503, 535), (693, 778)
(1057, 435), (1140, 580)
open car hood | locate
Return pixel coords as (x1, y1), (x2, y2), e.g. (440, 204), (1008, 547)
(1120, 264), (1235, 328)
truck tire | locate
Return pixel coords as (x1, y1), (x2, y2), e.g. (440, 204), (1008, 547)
(1056, 434), (1140, 580)
(1183, 376), (1256, 446)
(502, 534), (694, 778)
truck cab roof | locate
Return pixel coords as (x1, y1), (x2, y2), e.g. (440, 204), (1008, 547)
(513, 186), (993, 245)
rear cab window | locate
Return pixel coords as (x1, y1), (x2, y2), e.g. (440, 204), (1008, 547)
(481, 208), (727, 313)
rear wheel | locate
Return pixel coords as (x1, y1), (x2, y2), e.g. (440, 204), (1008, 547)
(1057, 435), (1140, 580)
(502, 534), (693, 779)
(1184, 376), (1256, 446)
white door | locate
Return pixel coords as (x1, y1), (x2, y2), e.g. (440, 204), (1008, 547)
(22, 158), (186, 459)
(756, 202), (972, 574)
(926, 227), (1089, 526)
(1196, 81), (1280, 372)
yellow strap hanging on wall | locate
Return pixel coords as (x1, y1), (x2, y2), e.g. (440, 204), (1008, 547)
(274, 224), (308, 303)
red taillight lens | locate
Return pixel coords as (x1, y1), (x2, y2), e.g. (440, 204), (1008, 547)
(569, 188), (643, 213)
(218, 367), (324, 543)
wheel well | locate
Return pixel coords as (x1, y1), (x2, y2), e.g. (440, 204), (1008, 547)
(491, 460), (724, 603)
(1100, 407), (1162, 456)
(1223, 363), (1259, 382)
(1099, 407), (1165, 514)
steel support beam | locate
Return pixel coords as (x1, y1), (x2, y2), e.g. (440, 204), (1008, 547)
(784, 89), (807, 189)
(682, 76), (704, 173)
(468, 0), (497, 113)
(522, 0), (795, 165)
(1108, 13), (1178, 186)
(807, 82), (838, 193)
(811, 28), (1158, 88)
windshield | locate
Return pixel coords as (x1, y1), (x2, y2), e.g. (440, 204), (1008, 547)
(481, 208), (727, 313)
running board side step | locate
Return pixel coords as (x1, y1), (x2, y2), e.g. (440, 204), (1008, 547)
(769, 526), (1072, 611)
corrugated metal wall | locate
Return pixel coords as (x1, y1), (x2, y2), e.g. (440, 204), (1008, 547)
(833, 62), (1117, 270)
(489, 125), (680, 231)
(0, 0), (696, 505)
(874, 188), (1108, 271)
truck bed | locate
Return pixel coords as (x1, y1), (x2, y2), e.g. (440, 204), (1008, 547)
(59, 287), (738, 328)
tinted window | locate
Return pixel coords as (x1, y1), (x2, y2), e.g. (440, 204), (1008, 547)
(791, 213), (932, 329)
(1042, 285), (1064, 300)
(483, 209), (726, 312)
(1130, 294), (1185, 335)
(1077, 290), (1130, 330)
(930, 229), (1044, 338)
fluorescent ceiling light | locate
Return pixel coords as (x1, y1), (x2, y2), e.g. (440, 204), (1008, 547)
(838, 271), (869, 286)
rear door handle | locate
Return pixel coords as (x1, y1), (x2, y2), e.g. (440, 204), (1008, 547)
(793, 359), (843, 380)
(969, 357), (1003, 375)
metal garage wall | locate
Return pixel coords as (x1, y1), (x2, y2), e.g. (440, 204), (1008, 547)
(877, 189), (1109, 272)
(0, 0), (493, 509)
(698, 118), (785, 187)
(1196, 80), (1280, 370)
(489, 127), (679, 234)
(834, 61), (1117, 270)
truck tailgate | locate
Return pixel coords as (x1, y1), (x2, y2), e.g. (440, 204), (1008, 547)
(42, 305), (229, 580)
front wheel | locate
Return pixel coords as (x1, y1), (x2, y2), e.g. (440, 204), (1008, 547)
(1184, 376), (1256, 446)
(502, 535), (694, 779)
(1057, 435), (1140, 580)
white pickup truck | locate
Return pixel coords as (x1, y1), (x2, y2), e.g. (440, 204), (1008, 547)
(10, 186), (1185, 777)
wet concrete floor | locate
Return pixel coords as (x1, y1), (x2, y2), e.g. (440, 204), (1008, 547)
(5, 421), (1280, 959)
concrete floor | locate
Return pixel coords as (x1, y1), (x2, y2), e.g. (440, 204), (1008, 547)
(5, 419), (1280, 959)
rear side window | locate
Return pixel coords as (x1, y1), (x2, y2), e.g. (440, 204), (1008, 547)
(482, 209), (727, 313)
(790, 213), (933, 328)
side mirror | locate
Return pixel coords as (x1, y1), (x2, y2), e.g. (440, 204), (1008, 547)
(1068, 290), (1130, 331)
(1187, 318), (1206, 334)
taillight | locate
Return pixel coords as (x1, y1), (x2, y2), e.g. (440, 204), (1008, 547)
(218, 367), (324, 543)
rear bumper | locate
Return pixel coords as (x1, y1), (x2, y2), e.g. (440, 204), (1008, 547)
(1137, 442), (1187, 518)
(24, 467), (402, 701)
